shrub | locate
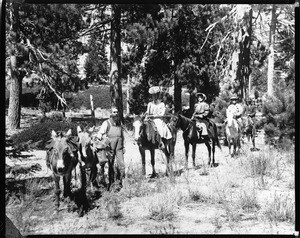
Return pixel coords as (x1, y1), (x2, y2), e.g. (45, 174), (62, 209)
(101, 191), (123, 220)
(147, 189), (184, 221)
(238, 189), (260, 213)
(10, 120), (77, 150)
(264, 193), (295, 223)
(262, 88), (295, 145)
(240, 152), (272, 178)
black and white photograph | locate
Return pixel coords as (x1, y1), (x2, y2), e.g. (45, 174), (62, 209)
(5, 3), (296, 235)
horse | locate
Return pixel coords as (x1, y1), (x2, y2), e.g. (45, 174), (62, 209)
(242, 116), (258, 151)
(132, 115), (177, 178)
(225, 112), (241, 157)
(170, 114), (221, 168)
(45, 129), (86, 214)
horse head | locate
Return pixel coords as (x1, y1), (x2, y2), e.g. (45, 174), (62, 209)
(77, 126), (95, 158)
(50, 129), (74, 175)
(133, 116), (143, 142)
(169, 113), (181, 130)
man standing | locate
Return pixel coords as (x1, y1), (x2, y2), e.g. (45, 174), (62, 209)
(96, 107), (125, 189)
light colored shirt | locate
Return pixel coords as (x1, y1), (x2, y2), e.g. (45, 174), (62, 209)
(146, 101), (166, 116)
(227, 103), (244, 118)
(194, 102), (210, 117)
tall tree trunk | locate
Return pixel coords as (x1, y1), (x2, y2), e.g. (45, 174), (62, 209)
(243, 8), (252, 100)
(8, 55), (23, 130)
(7, 3), (23, 130)
(173, 74), (181, 113)
(110, 5), (123, 122)
(267, 4), (276, 96)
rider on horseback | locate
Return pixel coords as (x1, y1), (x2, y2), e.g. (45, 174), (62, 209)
(192, 93), (211, 139)
(145, 86), (172, 149)
(226, 95), (244, 128)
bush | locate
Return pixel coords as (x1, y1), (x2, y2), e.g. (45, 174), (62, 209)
(240, 152), (272, 178)
(238, 189), (260, 213)
(147, 189), (184, 221)
(10, 120), (77, 150)
(264, 193), (295, 223)
(262, 88), (295, 145)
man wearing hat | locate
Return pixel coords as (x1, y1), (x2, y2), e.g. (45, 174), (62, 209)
(226, 95), (244, 127)
(245, 96), (257, 128)
(145, 86), (172, 148)
(192, 92), (211, 139)
(96, 106), (125, 188)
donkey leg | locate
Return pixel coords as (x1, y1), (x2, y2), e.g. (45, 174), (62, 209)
(150, 148), (157, 178)
(63, 172), (72, 199)
(53, 175), (61, 210)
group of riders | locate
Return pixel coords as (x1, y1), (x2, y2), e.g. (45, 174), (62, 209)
(47, 85), (258, 188)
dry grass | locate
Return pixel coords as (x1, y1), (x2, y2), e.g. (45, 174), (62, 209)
(5, 126), (295, 234)
(264, 193), (295, 223)
(147, 188), (185, 221)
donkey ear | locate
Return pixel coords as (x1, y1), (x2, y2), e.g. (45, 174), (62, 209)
(66, 129), (72, 137)
(51, 130), (57, 138)
(77, 126), (82, 134)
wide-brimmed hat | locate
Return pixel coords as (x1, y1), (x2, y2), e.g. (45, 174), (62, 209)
(196, 93), (207, 101)
(230, 95), (239, 100)
(149, 86), (160, 95)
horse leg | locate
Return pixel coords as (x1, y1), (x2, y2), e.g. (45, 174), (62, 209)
(252, 127), (256, 149)
(184, 140), (190, 169)
(212, 140), (216, 166)
(205, 141), (212, 166)
(167, 141), (175, 177)
(162, 140), (171, 177)
(53, 174), (61, 210)
(139, 147), (146, 176)
(150, 148), (157, 178)
(192, 143), (196, 168)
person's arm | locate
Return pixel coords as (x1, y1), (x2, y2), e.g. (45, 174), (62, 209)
(96, 120), (108, 140)
(157, 102), (166, 116)
(146, 102), (151, 115)
(203, 103), (210, 117)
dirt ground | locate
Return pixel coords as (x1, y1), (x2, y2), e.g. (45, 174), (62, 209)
(5, 109), (296, 235)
